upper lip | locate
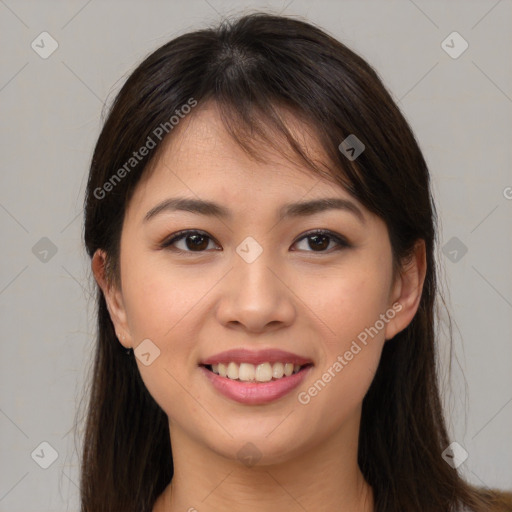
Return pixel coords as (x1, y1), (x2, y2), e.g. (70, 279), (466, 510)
(200, 348), (313, 366)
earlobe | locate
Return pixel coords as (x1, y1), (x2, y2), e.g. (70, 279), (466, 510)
(385, 239), (427, 341)
(91, 249), (132, 349)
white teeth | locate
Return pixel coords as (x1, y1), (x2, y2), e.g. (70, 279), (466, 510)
(255, 363), (273, 382)
(208, 361), (306, 382)
(272, 362), (284, 379)
(238, 362), (255, 381)
(284, 363), (294, 376)
(227, 362), (239, 380)
(218, 363), (227, 378)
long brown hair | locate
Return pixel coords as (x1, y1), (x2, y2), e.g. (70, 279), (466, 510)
(79, 12), (512, 512)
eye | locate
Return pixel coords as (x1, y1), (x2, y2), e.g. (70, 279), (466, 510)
(160, 230), (220, 253)
(159, 229), (349, 254)
(292, 229), (349, 253)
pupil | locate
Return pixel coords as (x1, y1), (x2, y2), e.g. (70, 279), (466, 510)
(187, 234), (208, 251)
(310, 234), (329, 251)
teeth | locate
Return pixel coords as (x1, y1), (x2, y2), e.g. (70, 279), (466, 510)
(272, 362), (284, 379)
(227, 362), (239, 379)
(255, 363), (273, 382)
(284, 363), (294, 377)
(218, 363), (227, 378)
(208, 362), (304, 382)
(239, 363), (255, 381)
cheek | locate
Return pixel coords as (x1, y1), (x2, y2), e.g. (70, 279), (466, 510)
(121, 263), (203, 417)
(297, 271), (388, 425)
(119, 257), (209, 376)
(121, 257), (205, 340)
(300, 259), (390, 410)
(309, 263), (392, 347)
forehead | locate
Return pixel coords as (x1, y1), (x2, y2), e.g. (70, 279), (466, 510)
(126, 103), (356, 217)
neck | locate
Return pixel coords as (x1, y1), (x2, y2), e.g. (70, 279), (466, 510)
(155, 412), (374, 512)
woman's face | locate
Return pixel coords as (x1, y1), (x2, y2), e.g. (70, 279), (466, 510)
(95, 103), (422, 465)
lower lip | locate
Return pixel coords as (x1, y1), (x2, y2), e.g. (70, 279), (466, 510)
(200, 365), (313, 405)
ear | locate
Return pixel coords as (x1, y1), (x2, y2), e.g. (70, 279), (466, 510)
(384, 239), (427, 341)
(91, 249), (132, 349)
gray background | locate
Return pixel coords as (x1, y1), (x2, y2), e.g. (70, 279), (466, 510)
(1, 0), (511, 510)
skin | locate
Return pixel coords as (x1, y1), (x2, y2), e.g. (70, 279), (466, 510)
(92, 102), (426, 512)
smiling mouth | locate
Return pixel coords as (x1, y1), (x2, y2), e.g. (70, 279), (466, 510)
(201, 362), (314, 383)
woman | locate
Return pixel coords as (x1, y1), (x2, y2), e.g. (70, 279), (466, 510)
(80, 12), (512, 512)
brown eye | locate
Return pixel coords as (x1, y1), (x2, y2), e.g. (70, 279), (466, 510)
(292, 230), (349, 253)
(161, 230), (218, 253)
(161, 229), (349, 255)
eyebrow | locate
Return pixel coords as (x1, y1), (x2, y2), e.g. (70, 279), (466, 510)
(143, 196), (365, 224)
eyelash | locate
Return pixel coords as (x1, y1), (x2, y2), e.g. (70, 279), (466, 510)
(159, 229), (350, 255)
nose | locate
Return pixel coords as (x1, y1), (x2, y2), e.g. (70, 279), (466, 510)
(215, 245), (296, 334)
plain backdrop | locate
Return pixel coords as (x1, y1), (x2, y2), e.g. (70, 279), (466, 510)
(0, 1), (511, 510)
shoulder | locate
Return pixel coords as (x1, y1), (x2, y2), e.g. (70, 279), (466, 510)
(473, 487), (512, 512)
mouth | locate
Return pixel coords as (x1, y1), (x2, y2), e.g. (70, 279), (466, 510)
(200, 361), (314, 382)
(198, 348), (314, 405)
(199, 363), (313, 405)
